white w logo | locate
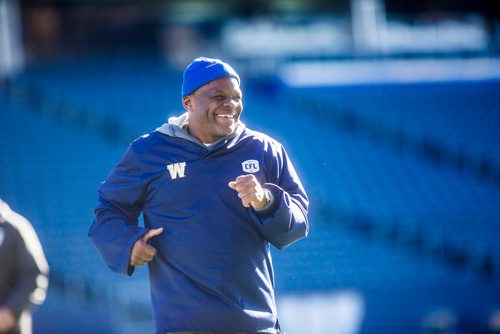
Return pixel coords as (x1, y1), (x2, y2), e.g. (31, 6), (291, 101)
(166, 162), (187, 180)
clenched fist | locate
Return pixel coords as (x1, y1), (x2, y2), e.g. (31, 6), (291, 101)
(228, 174), (270, 209)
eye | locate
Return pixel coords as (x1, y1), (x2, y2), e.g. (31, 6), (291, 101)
(213, 95), (225, 101)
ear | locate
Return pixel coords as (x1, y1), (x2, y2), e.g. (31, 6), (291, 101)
(182, 95), (192, 111)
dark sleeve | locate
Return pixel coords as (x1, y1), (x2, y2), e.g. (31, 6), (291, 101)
(88, 145), (150, 275)
(3, 228), (48, 319)
(249, 143), (309, 250)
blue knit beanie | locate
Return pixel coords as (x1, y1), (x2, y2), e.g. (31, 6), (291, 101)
(182, 57), (240, 97)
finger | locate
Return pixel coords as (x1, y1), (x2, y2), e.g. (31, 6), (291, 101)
(232, 176), (251, 190)
(241, 193), (258, 206)
(242, 200), (252, 208)
(131, 257), (146, 266)
(143, 227), (163, 242)
(240, 198), (251, 207)
(131, 257), (147, 266)
(235, 174), (254, 184)
(136, 251), (155, 263)
(231, 177), (258, 192)
(131, 246), (157, 265)
(235, 182), (251, 193)
(238, 184), (263, 199)
(139, 243), (158, 257)
(236, 174), (253, 180)
(236, 189), (252, 199)
(235, 176), (260, 190)
(131, 255), (147, 266)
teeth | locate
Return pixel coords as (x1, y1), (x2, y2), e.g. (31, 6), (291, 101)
(217, 114), (234, 119)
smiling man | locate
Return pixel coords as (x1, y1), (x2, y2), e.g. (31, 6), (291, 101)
(89, 57), (309, 334)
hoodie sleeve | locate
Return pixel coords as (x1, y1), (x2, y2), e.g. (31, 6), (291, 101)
(88, 145), (149, 276)
(249, 143), (309, 250)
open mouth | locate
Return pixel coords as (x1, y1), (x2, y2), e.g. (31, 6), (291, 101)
(216, 114), (234, 120)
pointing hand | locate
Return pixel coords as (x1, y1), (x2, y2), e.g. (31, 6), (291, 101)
(130, 228), (163, 267)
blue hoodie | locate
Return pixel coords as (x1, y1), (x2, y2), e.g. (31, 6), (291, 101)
(89, 113), (309, 333)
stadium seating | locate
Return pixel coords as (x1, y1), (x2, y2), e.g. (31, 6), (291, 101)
(12, 54), (181, 137)
(245, 85), (500, 261)
(0, 92), (153, 333)
(285, 81), (500, 170)
(1, 54), (499, 333)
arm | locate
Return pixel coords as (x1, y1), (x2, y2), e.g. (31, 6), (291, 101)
(251, 184), (308, 250)
(0, 202), (49, 323)
(3, 233), (44, 319)
(88, 146), (151, 275)
(230, 144), (309, 250)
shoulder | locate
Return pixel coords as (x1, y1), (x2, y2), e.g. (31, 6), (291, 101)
(242, 128), (284, 152)
(0, 202), (49, 271)
(130, 131), (163, 149)
(128, 131), (176, 155)
(243, 128), (286, 159)
(0, 203), (37, 245)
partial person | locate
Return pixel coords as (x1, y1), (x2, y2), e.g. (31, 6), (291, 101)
(0, 200), (49, 334)
(89, 57), (309, 334)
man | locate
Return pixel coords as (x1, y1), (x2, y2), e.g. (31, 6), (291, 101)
(89, 57), (309, 334)
(0, 200), (49, 334)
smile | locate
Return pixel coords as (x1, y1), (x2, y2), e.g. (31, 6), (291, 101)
(216, 114), (234, 119)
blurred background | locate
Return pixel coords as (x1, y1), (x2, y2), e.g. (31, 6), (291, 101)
(1, 0), (500, 333)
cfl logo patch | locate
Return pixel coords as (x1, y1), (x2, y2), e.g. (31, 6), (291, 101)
(167, 162), (186, 179)
(242, 159), (260, 173)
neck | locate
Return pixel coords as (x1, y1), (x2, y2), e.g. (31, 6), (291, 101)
(184, 125), (221, 144)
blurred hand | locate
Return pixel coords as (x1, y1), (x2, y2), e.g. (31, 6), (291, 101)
(0, 307), (15, 333)
(228, 174), (268, 209)
(130, 228), (163, 267)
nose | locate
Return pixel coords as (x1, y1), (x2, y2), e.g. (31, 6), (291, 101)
(222, 97), (239, 107)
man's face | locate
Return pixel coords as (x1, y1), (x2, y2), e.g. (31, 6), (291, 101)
(183, 77), (243, 143)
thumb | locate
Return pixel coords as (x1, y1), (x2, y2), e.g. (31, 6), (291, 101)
(142, 227), (163, 242)
(228, 181), (237, 190)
